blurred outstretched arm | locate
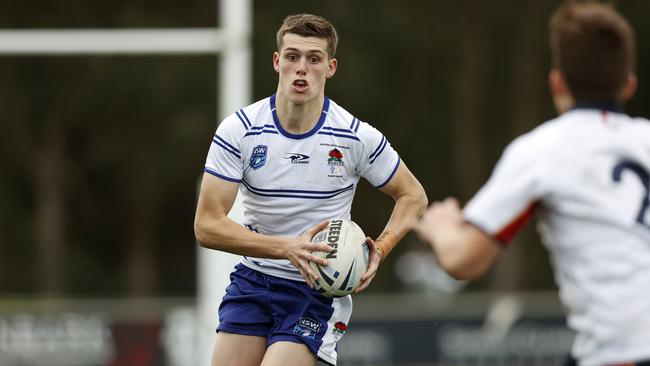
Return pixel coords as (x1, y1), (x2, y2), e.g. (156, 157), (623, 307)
(413, 197), (501, 280)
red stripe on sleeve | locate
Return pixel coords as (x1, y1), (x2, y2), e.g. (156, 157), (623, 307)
(495, 201), (539, 244)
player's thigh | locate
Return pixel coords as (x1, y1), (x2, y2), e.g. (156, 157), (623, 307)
(211, 332), (267, 366)
(261, 341), (317, 366)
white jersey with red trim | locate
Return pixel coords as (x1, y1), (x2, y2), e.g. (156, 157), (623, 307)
(204, 94), (400, 281)
(464, 108), (650, 366)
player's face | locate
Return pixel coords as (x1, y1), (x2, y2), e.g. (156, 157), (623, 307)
(274, 33), (337, 105)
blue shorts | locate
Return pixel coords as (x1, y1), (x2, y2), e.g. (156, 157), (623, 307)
(217, 263), (353, 365)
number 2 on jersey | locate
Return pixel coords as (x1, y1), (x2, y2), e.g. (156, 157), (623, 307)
(612, 159), (650, 228)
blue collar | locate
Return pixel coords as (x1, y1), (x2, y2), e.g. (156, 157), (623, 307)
(269, 94), (330, 140)
(571, 101), (624, 113)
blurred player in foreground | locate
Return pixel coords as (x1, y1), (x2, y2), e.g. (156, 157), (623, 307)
(414, 2), (650, 366)
(194, 13), (427, 366)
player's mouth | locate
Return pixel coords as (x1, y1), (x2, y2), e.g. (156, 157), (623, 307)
(292, 79), (309, 92)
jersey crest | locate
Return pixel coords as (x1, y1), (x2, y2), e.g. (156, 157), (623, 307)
(249, 145), (268, 170)
(328, 148), (345, 176)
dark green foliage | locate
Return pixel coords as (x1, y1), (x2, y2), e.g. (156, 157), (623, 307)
(2, 0), (649, 296)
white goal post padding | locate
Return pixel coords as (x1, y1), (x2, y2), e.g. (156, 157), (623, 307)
(0, 29), (225, 55)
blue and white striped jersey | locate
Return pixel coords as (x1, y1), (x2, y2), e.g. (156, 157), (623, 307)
(205, 94), (400, 280)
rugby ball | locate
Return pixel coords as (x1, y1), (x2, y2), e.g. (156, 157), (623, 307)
(310, 219), (369, 297)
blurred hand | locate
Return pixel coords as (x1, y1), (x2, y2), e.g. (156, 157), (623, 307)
(283, 220), (332, 287)
(413, 197), (464, 249)
(354, 236), (382, 293)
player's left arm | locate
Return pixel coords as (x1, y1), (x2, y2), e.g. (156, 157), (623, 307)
(355, 161), (428, 292)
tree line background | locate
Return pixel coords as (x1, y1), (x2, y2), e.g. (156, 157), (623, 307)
(1, 0), (649, 298)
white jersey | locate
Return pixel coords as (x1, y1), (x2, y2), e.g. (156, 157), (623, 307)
(464, 108), (650, 366)
(205, 94), (400, 281)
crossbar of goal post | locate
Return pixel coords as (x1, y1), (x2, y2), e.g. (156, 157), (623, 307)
(0, 0), (250, 364)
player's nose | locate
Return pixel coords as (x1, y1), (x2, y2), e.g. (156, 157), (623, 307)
(295, 58), (307, 74)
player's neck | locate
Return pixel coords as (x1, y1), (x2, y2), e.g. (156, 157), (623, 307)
(274, 93), (324, 134)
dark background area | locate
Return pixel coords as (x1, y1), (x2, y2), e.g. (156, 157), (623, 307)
(1, 0), (649, 297)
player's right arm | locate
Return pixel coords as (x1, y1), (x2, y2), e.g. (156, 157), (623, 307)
(414, 197), (501, 280)
(415, 133), (543, 280)
(193, 159), (331, 285)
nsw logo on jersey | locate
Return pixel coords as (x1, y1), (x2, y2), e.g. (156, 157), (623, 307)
(284, 153), (310, 164)
(249, 145), (268, 170)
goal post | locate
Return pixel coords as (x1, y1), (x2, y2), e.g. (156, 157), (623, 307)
(0, 1), (251, 364)
(0, 28), (225, 55)
(197, 0), (251, 363)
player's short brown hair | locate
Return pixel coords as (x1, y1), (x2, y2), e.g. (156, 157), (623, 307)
(276, 14), (339, 58)
(550, 1), (635, 103)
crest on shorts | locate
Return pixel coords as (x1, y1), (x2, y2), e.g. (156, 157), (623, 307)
(293, 317), (321, 339)
(249, 145), (268, 170)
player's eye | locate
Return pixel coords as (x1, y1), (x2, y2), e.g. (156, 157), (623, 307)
(287, 54), (298, 62)
(309, 56), (320, 64)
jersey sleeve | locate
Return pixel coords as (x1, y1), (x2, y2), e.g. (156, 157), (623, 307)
(204, 113), (245, 182)
(356, 121), (401, 188)
(463, 134), (544, 244)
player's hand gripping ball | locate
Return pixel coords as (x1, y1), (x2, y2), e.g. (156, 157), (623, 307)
(310, 219), (369, 297)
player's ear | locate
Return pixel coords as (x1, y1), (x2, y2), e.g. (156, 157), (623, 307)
(620, 72), (637, 103)
(549, 69), (574, 114)
(273, 52), (280, 73)
(548, 69), (568, 96)
(326, 58), (337, 79)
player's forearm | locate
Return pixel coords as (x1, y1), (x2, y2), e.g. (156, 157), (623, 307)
(194, 214), (287, 259)
(431, 222), (499, 280)
(376, 186), (428, 260)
